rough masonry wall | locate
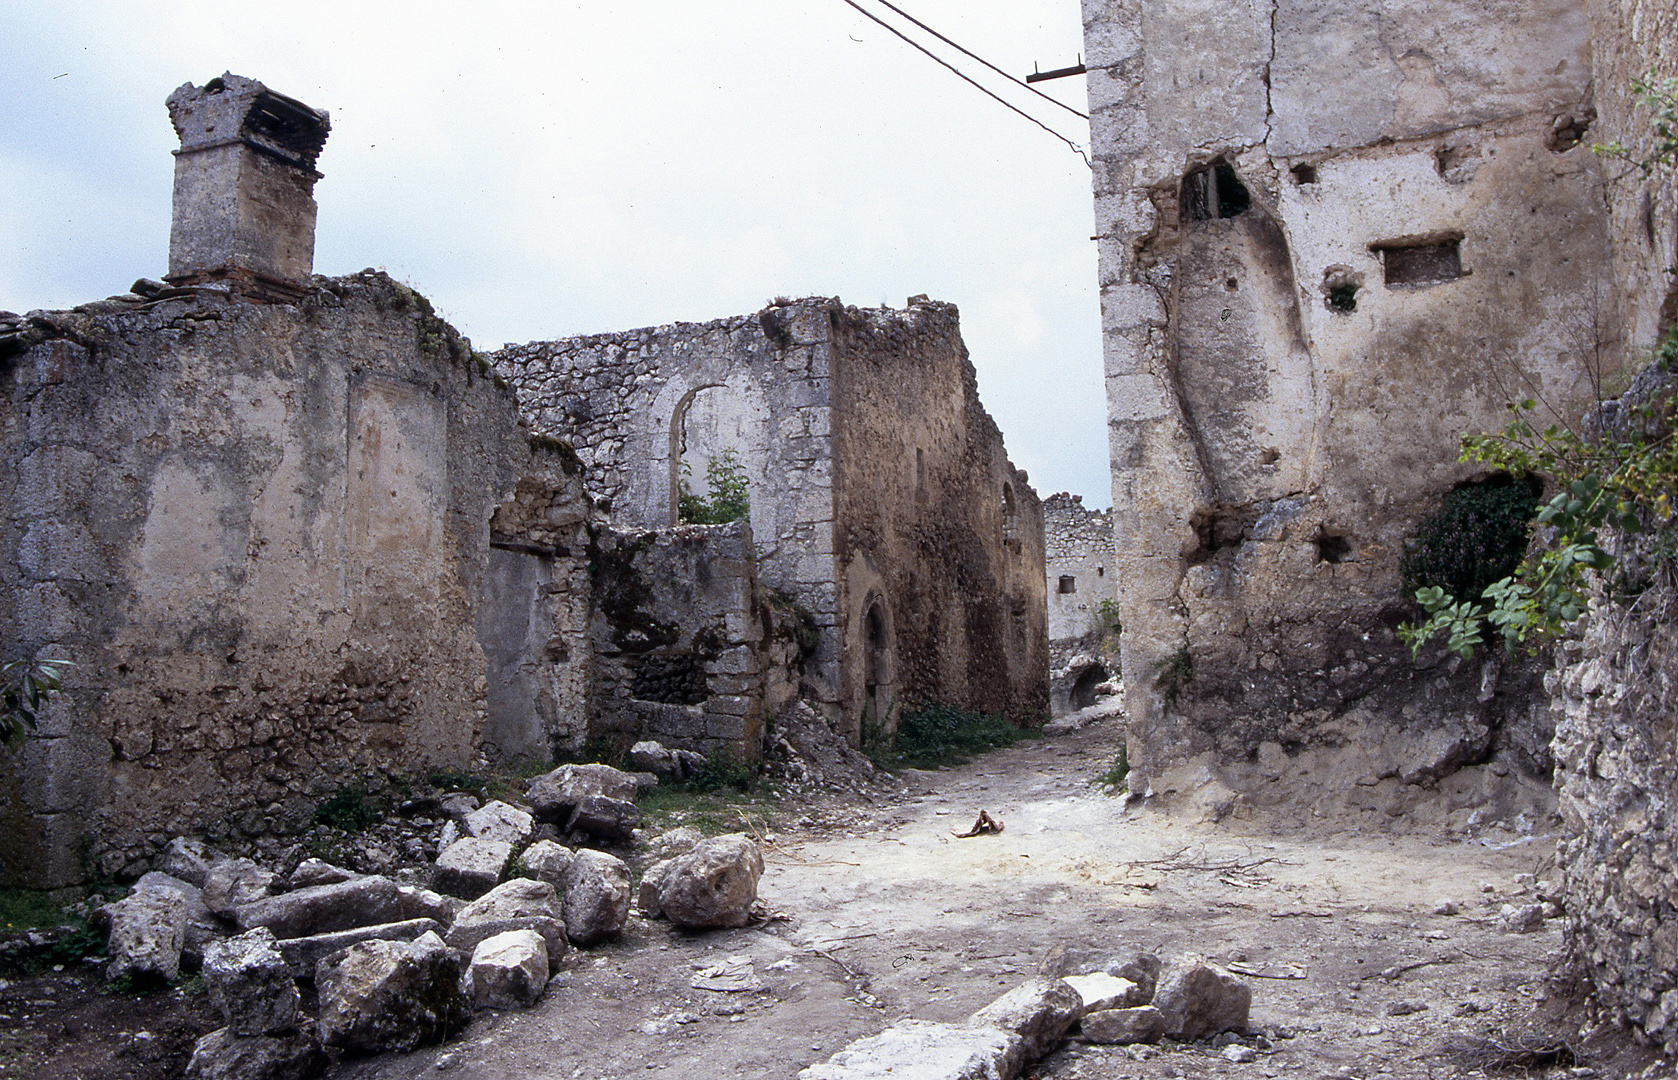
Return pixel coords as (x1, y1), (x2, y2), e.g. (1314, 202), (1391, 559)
(589, 522), (799, 762)
(1083, 0), (1614, 795)
(0, 272), (591, 887)
(1588, 0), (1678, 359)
(494, 304), (843, 717)
(830, 300), (1049, 733)
(1044, 493), (1118, 717)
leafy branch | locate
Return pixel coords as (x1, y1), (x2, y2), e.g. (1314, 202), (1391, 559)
(678, 449), (751, 525)
(2, 658), (70, 744)
(1593, 73), (1678, 176)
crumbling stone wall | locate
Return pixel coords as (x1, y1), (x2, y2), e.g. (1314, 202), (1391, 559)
(1081, 0), (1616, 795)
(1043, 493), (1117, 717)
(498, 297), (1048, 740)
(0, 272), (592, 887)
(589, 522), (799, 762)
(495, 305), (844, 718)
(1588, 0), (1678, 360)
(829, 300), (1049, 733)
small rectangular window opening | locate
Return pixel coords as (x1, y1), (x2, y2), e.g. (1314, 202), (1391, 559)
(1372, 235), (1464, 288)
(1058, 575), (1077, 594)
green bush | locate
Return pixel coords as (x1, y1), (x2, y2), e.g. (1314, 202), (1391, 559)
(1094, 742), (1130, 792)
(875, 703), (1034, 770)
(313, 784), (381, 832)
(1400, 477), (1540, 601)
(678, 449), (751, 525)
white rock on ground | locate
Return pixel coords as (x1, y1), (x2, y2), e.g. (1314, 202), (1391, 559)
(396, 882), (464, 924)
(1153, 963), (1251, 1041)
(656, 833), (764, 929)
(316, 931), (470, 1053)
(638, 859), (672, 916)
(1064, 972), (1147, 1013)
(799, 1020), (1026, 1080)
(446, 877), (568, 966)
(517, 839), (572, 889)
(129, 871), (220, 966)
(462, 928), (550, 1009)
(100, 880), (191, 982)
(463, 800), (536, 847)
(526, 763), (641, 822)
(431, 837), (514, 899)
(562, 849), (632, 946)
(1081, 1005), (1165, 1045)
(202, 927), (300, 1035)
(182, 1026), (327, 1080)
(966, 977), (1085, 1061)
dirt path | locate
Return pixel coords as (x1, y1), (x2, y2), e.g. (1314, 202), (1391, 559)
(335, 718), (1575, 1080)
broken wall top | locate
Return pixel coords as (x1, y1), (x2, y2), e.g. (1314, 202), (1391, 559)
(167, 72), (331, 173)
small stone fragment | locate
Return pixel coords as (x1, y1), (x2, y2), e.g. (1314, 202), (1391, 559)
(562, 849), (632, 946)
(526, 763), (640, 822)
(1223, 1043), (1257, 1063)
(566, 795), (641, 844)
(519, 839), (574, 888)
(1065, 972), (1147, 1013)
(1153, 963), (1251, 1041)
(463, 800), (536, 847)
(1499, 903), (1545, 934)
(462, 929), (550, 1009)
(1082, 1005), (1164, 1045)
(202, 858), (280, 916)
(287, 858), (357, 889)
(431, 838), (514, 899)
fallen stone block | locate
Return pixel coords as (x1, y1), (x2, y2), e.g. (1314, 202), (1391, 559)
(628, 740), (676, 775)
(182, 1025), (327, 1080)
(527, 763), (640, 822)
(656, 833), (763, 929)
(462, 928), (550, 1009)
(316, 932), (470, 1054)
(463, 799), (535, 847)
(563, 849), (631, 946)
(233, 875), (405, 939)
(1103, 950), (1161, 1001)
(967, 977), (1084, 1061)
(397, 883), (464, 924)
(431, 837), (514, 899)
(1081, 1005), (1164, 1045)
(131, 871), (220, 967)
(1065, 972), (1146, 1013)
(1153, 963), (1251, 1041)
(566, 794), (640, 843)
(799, 1020), (1026, 1080)
(203, 927), (299, 1035)
(158, 837), (226, 888)
(202, 858), (280, 917)
(445, 915), (567, 969)
(518, 839), (574, 888)
(1499, 902), (1545, 934)
(274, 918), (443, 978)
(287, 858), (356, 889)
(638, 859), (672, 917)
(100, 882), (190, 982)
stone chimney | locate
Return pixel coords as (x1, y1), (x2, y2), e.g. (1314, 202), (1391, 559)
(165, 73), (331, 301)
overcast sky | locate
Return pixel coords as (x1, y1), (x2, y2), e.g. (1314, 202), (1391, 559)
(0, 1), (1109, 506)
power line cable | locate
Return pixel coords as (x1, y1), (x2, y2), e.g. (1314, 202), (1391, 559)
(869, 0), (1088, 121)
(838, 0), (1090, 167)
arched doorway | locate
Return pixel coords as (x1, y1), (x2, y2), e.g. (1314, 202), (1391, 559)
(1070, 664), (1109, 710)
(863, 597), (893, 732)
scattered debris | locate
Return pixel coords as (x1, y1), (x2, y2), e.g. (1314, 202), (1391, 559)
(951, 810), (1005, 838)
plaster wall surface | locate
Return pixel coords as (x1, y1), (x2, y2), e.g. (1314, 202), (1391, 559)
(1082, 0), (1613, 792)
(0, 272), (591, 887)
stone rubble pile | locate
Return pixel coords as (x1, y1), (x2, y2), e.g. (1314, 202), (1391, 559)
(801, 952), (1254, 1080)
(90, 761), (767, 1075)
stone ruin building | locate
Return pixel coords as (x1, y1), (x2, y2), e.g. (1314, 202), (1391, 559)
(494, 303), (1049, 745)
(1042, 493), (1118, 718)
(0, 74), (1048, 889)
(1081, 0), (1678, 1053)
